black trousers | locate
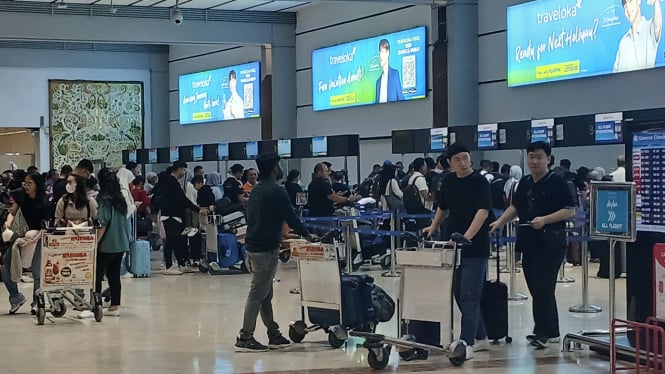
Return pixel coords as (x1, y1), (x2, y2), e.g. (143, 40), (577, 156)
(522, 239), (566, 339)
(163, 218), (186, 268)
(188, 232), (203, 262)
(95, 252), (123, 306)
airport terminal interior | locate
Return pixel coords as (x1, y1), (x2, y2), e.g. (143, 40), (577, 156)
(1, 0), (665, 373)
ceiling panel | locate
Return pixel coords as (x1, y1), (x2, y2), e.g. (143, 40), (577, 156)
(213, 0), (271, 10)
(173, 0), (226, 8)
(251, 0), (306, 11)
(94, 0), (143, 5)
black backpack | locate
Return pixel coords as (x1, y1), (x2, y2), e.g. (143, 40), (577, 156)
(490, 177), (507, 210)
(402, 176), (427, 214)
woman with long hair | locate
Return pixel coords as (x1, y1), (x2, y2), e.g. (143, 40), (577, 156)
(55, 173), (98, 227)
(1, 171), (50, 314)
(94, 168), (130, 316)
(378, 164), (403, 211)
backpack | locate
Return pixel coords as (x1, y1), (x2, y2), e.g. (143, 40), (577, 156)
(402, 176), (427, 214)
(490, 177), (507, 210)
(371, 284), (396, 322)
(429, 171), (447, 205)
(370, 175), (382, 200)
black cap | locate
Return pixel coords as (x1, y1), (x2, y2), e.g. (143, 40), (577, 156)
(446, 143), (470, 159)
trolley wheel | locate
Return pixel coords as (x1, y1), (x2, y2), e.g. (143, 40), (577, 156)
(368, 346), (391, 370)
(93, 304), (103, 322)
(50, 299), (67, 318)
(380, 255), (390, 270)
(505, 336), (513, 344)
(36, 308), (46, 325)
(289, 324), (307, 343)
(448, 341), (467, 367)
(279, 250), (291, 263)
(328, 331), (346, 349)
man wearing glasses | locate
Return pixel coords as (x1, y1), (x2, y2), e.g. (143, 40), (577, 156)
(614, 0), (662, 73)
(490, 141), (575, 349)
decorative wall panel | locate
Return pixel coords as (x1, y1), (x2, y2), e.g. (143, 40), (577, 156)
(49, 80), (143, 169)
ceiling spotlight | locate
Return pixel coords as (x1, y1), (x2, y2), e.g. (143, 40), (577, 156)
(55, 0), (68, 9)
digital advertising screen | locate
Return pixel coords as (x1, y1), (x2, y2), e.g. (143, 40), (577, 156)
(531, 118), (555, 144)
(312, 136), (328, 156)
(507, 0), (665, 87)
(631, 128), (665, 233)
(430, 128), (448, 152)
(595, 112), (624, 144)
(246, 141), (259, 160)
(193, 144), (203, 162)
(148, 148), (157, 164)
(128, 149), (137, 163)
(311, 26), (427, 111)
(477, 123), (498, 150)
(169, 146), (179, 162)
(178, 61), (261, 125)
(218, 143), (229, 160)
(278, 139), (292, 158)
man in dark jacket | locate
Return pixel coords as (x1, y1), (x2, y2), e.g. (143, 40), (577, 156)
(236, 153), (312, 352)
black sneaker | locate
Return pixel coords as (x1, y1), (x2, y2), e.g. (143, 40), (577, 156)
(526, 334), (537, 342)
(235, 337), (269, 352)
(268, 334), (291, 349)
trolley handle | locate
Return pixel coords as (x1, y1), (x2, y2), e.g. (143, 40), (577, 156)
(313, 228), (341, 243)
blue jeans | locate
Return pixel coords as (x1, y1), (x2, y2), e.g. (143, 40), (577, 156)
(453, 256), (488, 346)
(1, 240), (42, 303)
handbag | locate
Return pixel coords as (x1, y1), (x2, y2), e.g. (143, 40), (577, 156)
(385, 181), (405, 211)
(10, 208), (29, 238)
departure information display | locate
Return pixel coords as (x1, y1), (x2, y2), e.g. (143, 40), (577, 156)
(632, 129), (665, 233)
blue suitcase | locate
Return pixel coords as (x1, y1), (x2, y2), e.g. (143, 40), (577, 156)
(129, 240), (151, 277)
(218, 233), (245, 267)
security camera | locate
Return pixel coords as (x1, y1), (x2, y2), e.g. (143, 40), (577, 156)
(172, 8), (183, 25)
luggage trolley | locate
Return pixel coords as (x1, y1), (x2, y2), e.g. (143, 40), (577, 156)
(288, 231), (355, 348)
(36, 227), (104, 325)
(351, 233), (471, 369)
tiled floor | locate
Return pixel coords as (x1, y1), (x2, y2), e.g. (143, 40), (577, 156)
(0, 256), (629, 373)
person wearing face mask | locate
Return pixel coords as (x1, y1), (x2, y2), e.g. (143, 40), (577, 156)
(55, 174), (98, 227)
(284, 170), (302, 208)
(235, 153), (313, 352)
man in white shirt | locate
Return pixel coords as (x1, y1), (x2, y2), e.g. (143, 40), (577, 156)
(223, 70), (245, 120)
(479, 160), (495, 183)
(408, 158), (431, 208)
(610, 155), (626, 182)
(614, 0), (662, 73)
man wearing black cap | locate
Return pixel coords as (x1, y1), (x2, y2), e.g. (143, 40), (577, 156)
(423, 143), (492, 360)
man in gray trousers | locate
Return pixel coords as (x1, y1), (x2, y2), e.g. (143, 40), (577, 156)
(235, 153), (312, 352)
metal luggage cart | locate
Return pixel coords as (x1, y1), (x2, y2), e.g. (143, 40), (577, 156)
(36, 227), (103, 325)
(351, 233), (471, 370)
(288, 232), (353, 348)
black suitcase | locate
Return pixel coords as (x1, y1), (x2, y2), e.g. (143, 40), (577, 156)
(481, 234), (511, 343)
(308, 274), (375, 331)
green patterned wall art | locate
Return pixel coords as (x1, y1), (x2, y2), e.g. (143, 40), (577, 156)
(49, 80), (144, 170)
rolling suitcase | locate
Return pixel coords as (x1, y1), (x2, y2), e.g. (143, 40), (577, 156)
(129, 239), (151, 277)
(481, 234), (511, 343)
(308, 274), (376, 331)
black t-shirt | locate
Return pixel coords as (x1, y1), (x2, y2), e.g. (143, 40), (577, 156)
(285, 182), (303, 208)
(512, 171), (576, 230)
(222, 177), (243, 204)
(331, 182), (350, 196)
(15, 190), (49, 230)
(196, 185), (216, 208)
(438, 171), (492, 258)
(307, 177), (335, 217)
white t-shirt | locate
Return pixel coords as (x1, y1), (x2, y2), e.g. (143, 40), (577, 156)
(379, 73), (388, 103)
(224, 92), (245, 119)
(408, 171), (429, 206)
(610, 167), (626, 183)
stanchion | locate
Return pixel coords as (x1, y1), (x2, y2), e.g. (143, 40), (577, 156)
(381, 211), (400, 278)
(569, 226), (601, 313)
(608, 238), (617, 324)
(344, 221), (354, 274)
(506, 221), (527, 301)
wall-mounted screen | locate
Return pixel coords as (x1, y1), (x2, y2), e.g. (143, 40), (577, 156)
(246, 141), (259, 160)
(312, 26), (427, 111)
(507, 0), (665, 87)
(128, 150), (137, 163)
(430, 128), (448, 152)
(157, 148), (170, 164)
(595, 112), (624, 144)
(193, 144), (203, 161)
(477, 123), (498, 150)
(312, 136), (328, 156)
(531, 119), (555, 144)
(178, 61), (261, 124)
(631, 128), (665, 233)
(148, 148), (157, 164)
(218, 143), (229, 160)
(169, 146), (179, 162)
(278, 139), (292, 158)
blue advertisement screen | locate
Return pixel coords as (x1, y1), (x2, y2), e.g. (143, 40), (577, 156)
(278, 140), (292, 158)
(246, 142), (258, 159)
(148, 148), (157, 164)
(507, 0), (665, 87)
(193, 145), (203, 161)
(178, 61), (261, 124)
(312, 26), (427, 111)
(477, 124), (498, 149)
(218, 143), (229, 160)
(129, 150), (137, 163)
(312, 137), (328, 156)
(595, 189), (630, 235)
(169, 147), (179, 162)
(430, 129), (447, 152)
(595, 121), (624, 143)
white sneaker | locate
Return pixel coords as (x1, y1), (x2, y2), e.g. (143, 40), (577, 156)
(474, 338), (490, 352)
(163, 266), (183, 275)
(77, 310), (95, 319)
(106, 309), (120, 317)
(121, 272), (134, 279)
(181, 228), (192, 236)
(187, 228), (199, 237)
(465, 345), (475, 360)
(103, 301), (111, 309)
(564, 262), (574, 268)
(181, 266), (198, 274)
(20, 275), (34, 283)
